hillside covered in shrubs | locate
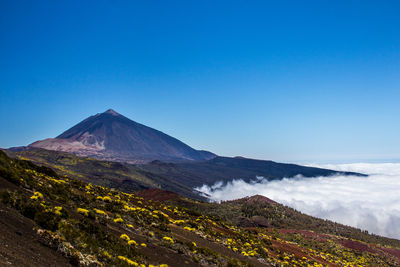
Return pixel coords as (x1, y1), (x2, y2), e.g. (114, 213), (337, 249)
(1, 150), (400, 266)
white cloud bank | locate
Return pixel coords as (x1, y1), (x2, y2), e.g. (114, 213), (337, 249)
(195, 163), (400, 239)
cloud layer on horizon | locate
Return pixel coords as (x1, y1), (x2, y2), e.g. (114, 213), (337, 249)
(195, 163), (400, 239)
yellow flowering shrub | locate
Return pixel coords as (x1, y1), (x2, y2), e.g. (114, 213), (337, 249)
(120, 234), (130, 241)
(94, 208), (106, 215)
(77, 208), (89, 216)
(103, 251), (111, 259)
(30, 191), (43, 200)
(117, 255), (139, 266)
(128, 240), (137, 246)
(114, 217), (123, 223)
(97, 196), (112, 202)
(54, 206), (62, 216)
(184, 226), (196, 231)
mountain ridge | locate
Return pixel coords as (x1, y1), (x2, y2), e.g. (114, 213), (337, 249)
(139, 155), (365, 189)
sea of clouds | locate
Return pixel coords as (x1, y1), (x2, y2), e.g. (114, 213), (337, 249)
(195, 163), (400, 239)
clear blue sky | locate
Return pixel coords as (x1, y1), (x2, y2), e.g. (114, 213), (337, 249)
(1, 1), (399, 163)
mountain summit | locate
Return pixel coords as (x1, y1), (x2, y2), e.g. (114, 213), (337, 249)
(103, 108), (120, 116)
(29, 109), (215, 163)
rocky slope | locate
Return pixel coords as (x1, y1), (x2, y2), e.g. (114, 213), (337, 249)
(1, 150), (399, 266)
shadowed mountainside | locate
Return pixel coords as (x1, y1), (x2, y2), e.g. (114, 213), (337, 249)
(138, 156), (365, 188)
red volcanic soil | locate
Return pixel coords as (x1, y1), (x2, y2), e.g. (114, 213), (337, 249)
(280, 229), (331, 242)
(339, 239), (377, 254)
(280, 227), (400, 263)
(339, 238), (400, 261)
(268, 239), (338, 267)
(230, 195), (277, 205)
(137, 188), (182, 202)
(379, 247), (400, 261)
(246, 195), (277, 205)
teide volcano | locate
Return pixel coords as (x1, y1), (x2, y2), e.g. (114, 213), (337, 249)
(28, 109), (215, 163)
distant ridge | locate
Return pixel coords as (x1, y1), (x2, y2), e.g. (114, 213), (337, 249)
(28, 109), (215, 163)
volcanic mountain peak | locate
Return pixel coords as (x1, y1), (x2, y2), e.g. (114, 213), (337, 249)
(29, 109), (215, 163)
(103, 108), (120, 116)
